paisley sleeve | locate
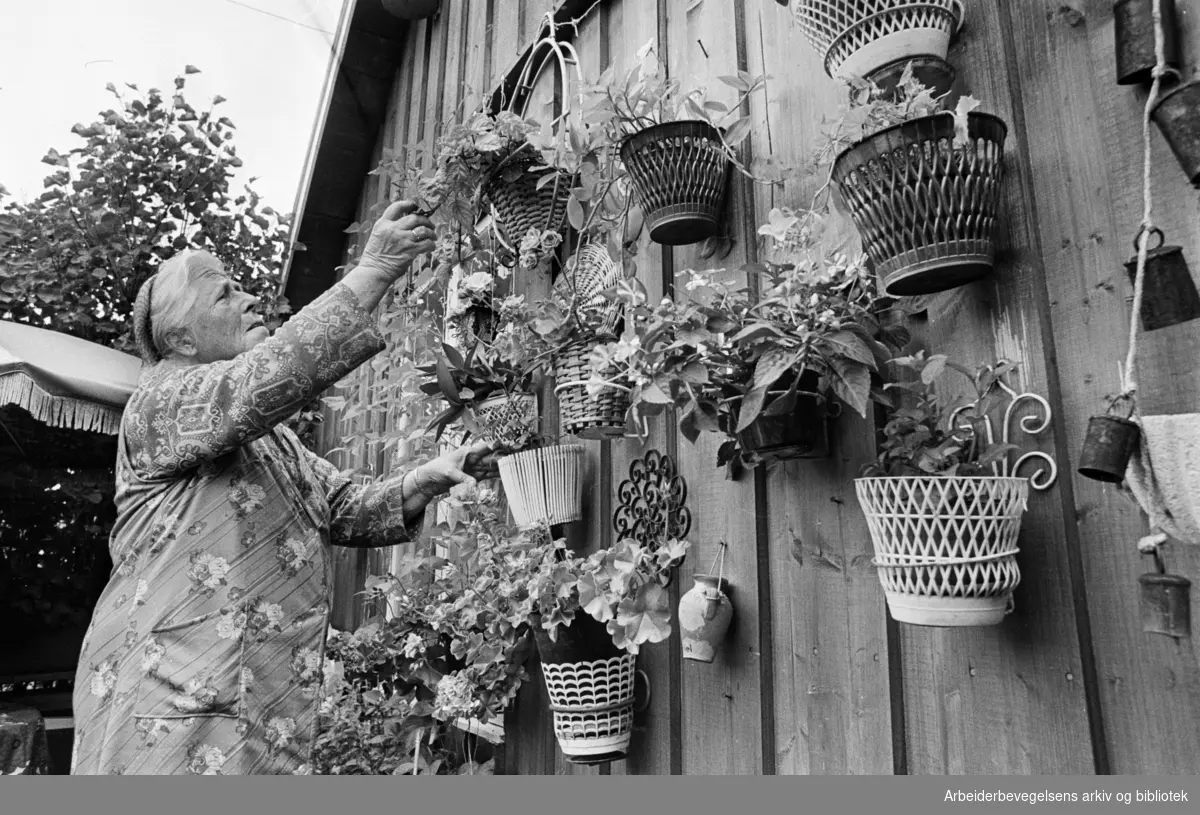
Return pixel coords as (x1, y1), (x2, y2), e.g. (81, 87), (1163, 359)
(125, 282), (385, 480)
(303, 450), (424, 548)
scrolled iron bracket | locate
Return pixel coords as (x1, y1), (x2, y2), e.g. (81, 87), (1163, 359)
(613, 449), (692, 547)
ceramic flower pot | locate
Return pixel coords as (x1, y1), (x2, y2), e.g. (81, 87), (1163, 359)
(497, 444), (584, 527)
(619, 121), (731, 245)
(793, 0), (963, 81)
(531, 612), (635, 764)
(678, 575), (733, 663)
(833, 111), (1008, 296)
(1077, 415), (1141, 484)
(855, 476), (1029, 626)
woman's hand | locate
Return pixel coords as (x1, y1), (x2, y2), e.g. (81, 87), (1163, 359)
(358, 200), (438, 281)
(413, 440), (508, 495)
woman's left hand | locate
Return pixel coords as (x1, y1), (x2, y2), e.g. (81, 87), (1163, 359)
(416, 440), (507, 494)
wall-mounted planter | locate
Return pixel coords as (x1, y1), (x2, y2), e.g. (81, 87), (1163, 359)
(498, 444), (584, 526)
(619, 120), (731, 246)
(554, 337), (630, 440)
(736, 374), (830, 462)
(793, 0), (963, 81)
(833, 111), (1008, 296)
(483, 154), (574, 247)
(532, 613), (636, 764)
(1151, 80), (1200, 188)
(473, 392), (537, 449)
(1113, 0), (1180, 86)
(679, 574), (733, 663)
(855, 476), (1029, 627)
(380, 0), (440, 21)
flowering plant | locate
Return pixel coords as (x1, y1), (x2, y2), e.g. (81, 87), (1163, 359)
(860, 354), (1022, 478)
(353, 486), (550, 723)
(530, 535), (690, 654)
(588, 206), (907, 467)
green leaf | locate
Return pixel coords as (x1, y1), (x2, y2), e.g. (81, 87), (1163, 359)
(723, 116), (752, 147)
(820, 330), (877, 369)
(567, 195), (585, 230)
(718, 74), (751, 92)
(920, 354), (949, 384)
(828, 359), (871, 418)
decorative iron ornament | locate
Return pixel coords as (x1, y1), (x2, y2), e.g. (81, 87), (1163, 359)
(613, 449), (692, 548)
(948, 363), (1058, 491)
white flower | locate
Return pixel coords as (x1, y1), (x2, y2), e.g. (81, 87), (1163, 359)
(461, 271), (493, 293)
(202, 746), (226, 774)
(216, 610), (246, 641)
(89, 661), (117, 699)
(302, 649), (322, 673)
(402, 633), (425, 659)
(434, 672), (475, 716)
(131, 579), (149, 610)
(141, 640), (165, 674)
(266, 716), (296, 748)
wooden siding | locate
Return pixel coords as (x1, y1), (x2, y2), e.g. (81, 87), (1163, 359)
(318, 0), (1200, 774)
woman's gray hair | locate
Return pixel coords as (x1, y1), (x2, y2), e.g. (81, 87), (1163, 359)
(132, 250), (226, 364)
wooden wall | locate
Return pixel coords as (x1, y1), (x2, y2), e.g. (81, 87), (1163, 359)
(320, 0), (1200, 774)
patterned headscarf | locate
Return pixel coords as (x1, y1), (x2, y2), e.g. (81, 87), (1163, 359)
(132, 250), (226, 365)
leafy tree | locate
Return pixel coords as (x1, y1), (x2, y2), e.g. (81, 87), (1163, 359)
(0, 66), (292, 350)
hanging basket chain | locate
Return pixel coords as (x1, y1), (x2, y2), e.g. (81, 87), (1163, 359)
(1120, 0), (1171, 401)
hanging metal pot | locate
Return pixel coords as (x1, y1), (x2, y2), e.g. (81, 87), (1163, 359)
(1123, 227), (1200, 331)
(1139, 572), (1192, 638)
(1078, 414), (1141, 483)
(1113, 0), (1180, 86)
(1151, 80), (1200, 188)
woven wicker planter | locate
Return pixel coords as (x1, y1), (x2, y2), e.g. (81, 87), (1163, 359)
(498, 444), (584, 527)
(532, 613), (635, 764)
(619, 121), (731, 246)
(554, 338), (630, 440)
(832, 111), (1008, 296)
(794, 0), (963, 80)
(854, 476), (1030, 627)
(482, 154), (574, 246)
(473, 392), (537, 449)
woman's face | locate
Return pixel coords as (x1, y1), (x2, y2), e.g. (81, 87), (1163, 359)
(187, 272), (270, 362)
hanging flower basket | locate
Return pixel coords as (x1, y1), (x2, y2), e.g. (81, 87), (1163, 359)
(498, 444), (584, 527)
(619, 121), (731, 246)
(854, 476), (1029, 626)
(532, 613), (636, 764)
(482, 153), (574, 247)
(473, 392), (538, 449)
(552, 243), (624, 336)
(554, 338), (630, 440)
(792, 0), (963, 81)
(832, 111), (1008, 296)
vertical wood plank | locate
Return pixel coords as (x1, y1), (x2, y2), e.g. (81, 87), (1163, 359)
(603, 0), (680, 778)
(1001, 0), (1200, 773)
(895, 0), (1096, 774)
(667, 0), (764, 776)
(743, 0), (896, 774)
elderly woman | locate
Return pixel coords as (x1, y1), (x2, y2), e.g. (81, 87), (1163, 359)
(71, 202), (493, 775)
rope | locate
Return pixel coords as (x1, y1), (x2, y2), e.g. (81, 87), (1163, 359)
(1120, 0), (1170, 399)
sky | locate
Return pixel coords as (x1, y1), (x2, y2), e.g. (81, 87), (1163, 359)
(0, 0), (349, 214)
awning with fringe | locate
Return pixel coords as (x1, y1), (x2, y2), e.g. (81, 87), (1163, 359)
(0, 320), (141, 436)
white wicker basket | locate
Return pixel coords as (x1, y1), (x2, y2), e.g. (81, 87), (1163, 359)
(854, 476), (1029, 626)
(541, 653), (636, 762)
(498, 444), (584, 527)
(473, 392), (538, 448)
(793, 0), (963, 80)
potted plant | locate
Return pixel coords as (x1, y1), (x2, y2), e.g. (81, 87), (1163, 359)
(583, 42), (766, 246)
(445, 264), (501, 349)
(589, 205), (908, 470)
(791, 0), (963, 82)
(828, 69), (1008, 296)
(855, 353), (1043, 627)
(527, 533), (689, 763)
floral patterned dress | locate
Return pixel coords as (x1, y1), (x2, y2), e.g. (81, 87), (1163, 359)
(70, 282), (419, 775)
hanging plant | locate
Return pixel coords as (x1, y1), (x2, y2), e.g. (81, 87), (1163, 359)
(828, 68), (1008, 296)
(528, 533), (689, 763)
(856, 354), (1057, 627)
(583, 41), (768, 245)
(588, 205), (908, 471)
